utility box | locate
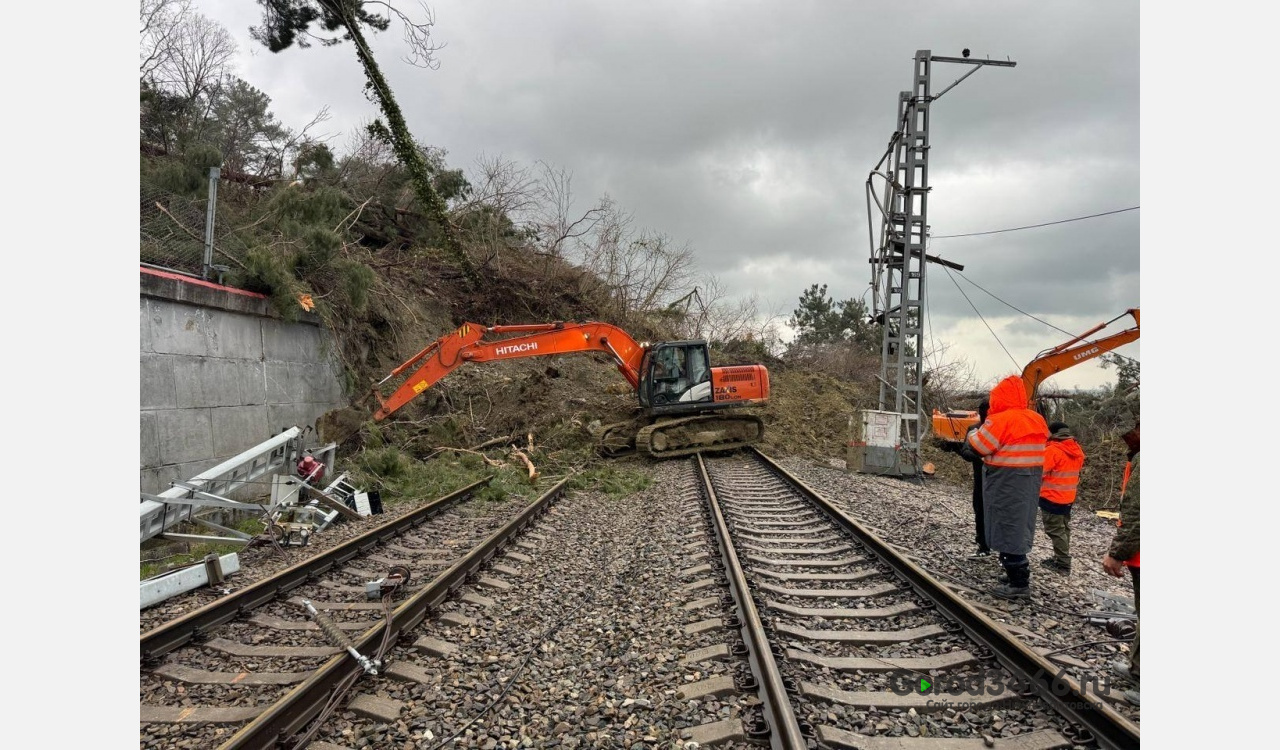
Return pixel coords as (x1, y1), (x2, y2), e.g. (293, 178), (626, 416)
(848, 409), (919, 477)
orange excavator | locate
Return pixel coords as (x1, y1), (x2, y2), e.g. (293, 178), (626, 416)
(370, 321), (770, 459)
(931, 308), (1140, 442)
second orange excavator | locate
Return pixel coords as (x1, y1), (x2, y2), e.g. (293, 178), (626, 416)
(370, 321), (770, 459)
(932, 308), (1140, 442)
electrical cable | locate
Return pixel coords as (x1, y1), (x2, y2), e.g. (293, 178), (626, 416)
(291, 582), (408, 748)
(941, 268), (1142, 371)
(931, 207), (1139, 239)
(939, 265), (1021, 372)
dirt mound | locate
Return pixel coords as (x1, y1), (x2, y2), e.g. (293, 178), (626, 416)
(316, 407), (370, 447)
(757, 368), (873, 461)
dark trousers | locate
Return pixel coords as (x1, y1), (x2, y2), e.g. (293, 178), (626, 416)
(971, 463), (988, 552)
(999, 552), (1030, 587)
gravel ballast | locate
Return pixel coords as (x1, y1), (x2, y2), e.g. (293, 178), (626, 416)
(773, 456), (1141, 727)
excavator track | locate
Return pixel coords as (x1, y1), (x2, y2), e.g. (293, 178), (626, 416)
(596, 419), (641, 458)
(633, 413), (765, 459)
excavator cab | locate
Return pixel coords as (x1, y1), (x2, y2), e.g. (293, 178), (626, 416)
(638, 342), (714, 410)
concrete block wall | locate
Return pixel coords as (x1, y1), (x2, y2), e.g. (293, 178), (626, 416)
(140, 268), (348, 494)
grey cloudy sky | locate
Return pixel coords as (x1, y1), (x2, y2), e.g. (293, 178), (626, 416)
(197, 0), (1140, 391)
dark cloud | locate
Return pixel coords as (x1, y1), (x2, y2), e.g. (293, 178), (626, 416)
(199, 0), (1139, 386)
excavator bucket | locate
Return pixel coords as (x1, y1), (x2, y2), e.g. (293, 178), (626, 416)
(931, 408), (979, 443)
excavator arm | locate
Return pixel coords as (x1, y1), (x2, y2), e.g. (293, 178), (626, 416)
(931, 308), (1139, 442)
(1021, 308), (1139, 398)
(372, 321), (649, 421)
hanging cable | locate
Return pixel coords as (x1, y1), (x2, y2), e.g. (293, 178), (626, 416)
(939, 265), (1021, 372)
(945, 269), (1141, 369)
(949, 269), (1084, 337)
(931, 206), (1139, 239)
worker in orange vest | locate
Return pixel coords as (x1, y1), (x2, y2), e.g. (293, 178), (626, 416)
(964, 375), (1050, 599)
(1103, 424), (1140, 706)
(1038, 421), (1086, 573)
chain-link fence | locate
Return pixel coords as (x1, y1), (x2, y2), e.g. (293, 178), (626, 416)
(140, 168), (220, 280)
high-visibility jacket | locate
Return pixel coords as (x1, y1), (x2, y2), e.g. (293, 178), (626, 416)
(967, 376), (1049, 469)
(967, 375), (1050, 554)
(1040, 437), (1086, 505)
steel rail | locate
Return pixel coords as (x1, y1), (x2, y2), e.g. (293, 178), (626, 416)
(218, 477), (570, 750)
(694, 454), (808, 749)
(748, 447), (1140, 750)
(140, 476), (492, 661)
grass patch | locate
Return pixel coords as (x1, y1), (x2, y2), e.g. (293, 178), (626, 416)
(568, 459), (654, 498)
(348, 444), (541, 512)
(140, 515), (262, 580)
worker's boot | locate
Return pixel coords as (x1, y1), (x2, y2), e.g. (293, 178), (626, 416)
(990, 560), (1030, 599)
(1039, 557), (1072, 574)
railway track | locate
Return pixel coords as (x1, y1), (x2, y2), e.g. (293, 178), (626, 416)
(139, 450), (1141, 749)
(681, 449), (1139, 749)
(140, 477), (568, 750)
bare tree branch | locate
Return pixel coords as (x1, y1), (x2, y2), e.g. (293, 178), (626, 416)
(365, 1), (446, 69)
(140, 0), (193, 82)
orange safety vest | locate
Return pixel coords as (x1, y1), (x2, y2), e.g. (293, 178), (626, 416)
(1119, 460), (1139, 568)
(968, 375), (1049, 468)
(968, 420), (1047, 468)
(1040, 439), (1085, 504)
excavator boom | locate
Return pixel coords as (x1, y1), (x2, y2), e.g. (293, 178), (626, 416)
(373, 322), (646, 421)
(931, 308), (1139, 442)
(1021, 308), (1139, 398)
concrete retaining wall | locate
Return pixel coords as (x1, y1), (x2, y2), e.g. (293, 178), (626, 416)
(140, 268), (348, 494)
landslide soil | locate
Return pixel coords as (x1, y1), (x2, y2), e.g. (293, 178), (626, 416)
(313, 247), (920, 473)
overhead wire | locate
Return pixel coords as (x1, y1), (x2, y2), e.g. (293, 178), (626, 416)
(923, 202), (1141, 370)
(938, 264), (1021, 372)
(930, 206), (1139, 239)
(941, 267), (1142, 369)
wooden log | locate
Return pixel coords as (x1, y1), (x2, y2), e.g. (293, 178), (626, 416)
(511, 450), (539, 483)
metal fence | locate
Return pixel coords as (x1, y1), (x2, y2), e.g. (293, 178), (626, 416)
(140, 167), (221, 280)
